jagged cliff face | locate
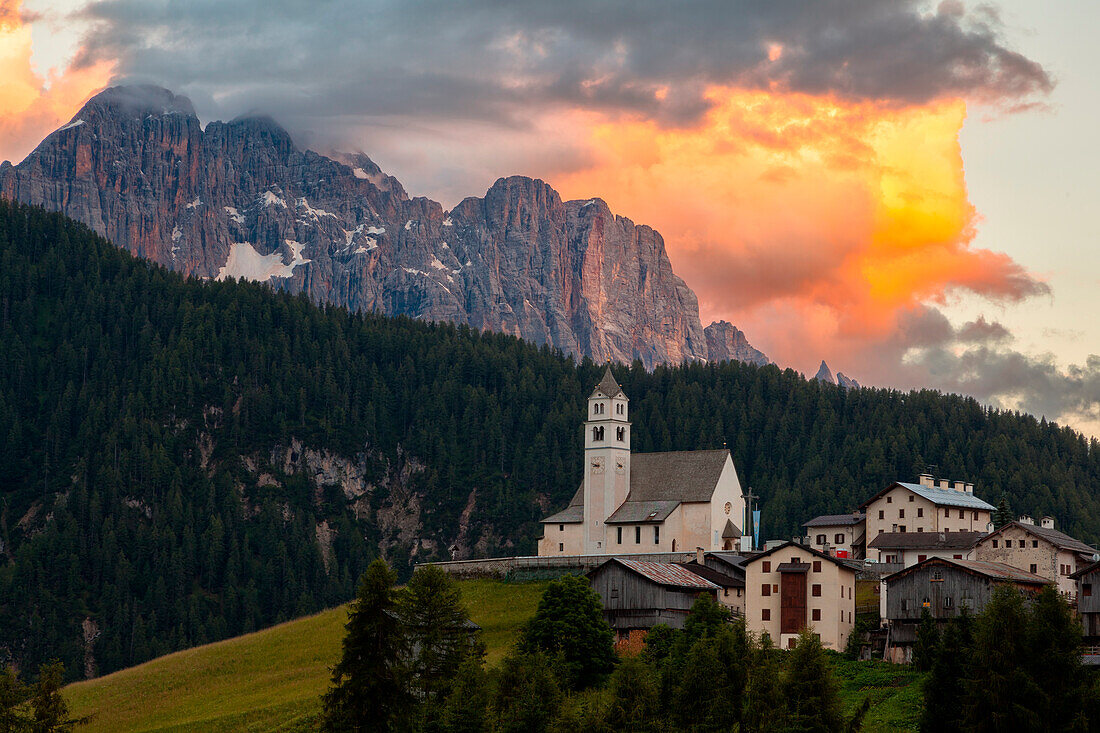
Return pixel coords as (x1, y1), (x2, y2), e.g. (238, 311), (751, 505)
(704, 320), (771, 367)
(0, 85), (753, 368)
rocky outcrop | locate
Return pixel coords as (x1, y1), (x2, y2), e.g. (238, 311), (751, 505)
(836, 372), (861, 390)
(814, 360), (836, 384)
(0, 84), (765, 368)
(704, 320), (770, 366)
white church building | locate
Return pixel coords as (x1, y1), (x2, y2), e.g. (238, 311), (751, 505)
(538, 366), (746, 556)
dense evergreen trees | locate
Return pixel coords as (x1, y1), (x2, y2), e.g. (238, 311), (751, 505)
(2, 200), (1100, 679)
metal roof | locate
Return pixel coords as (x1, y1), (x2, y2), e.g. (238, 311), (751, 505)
(608, 558), (719, 589)
(591, 365), (625, 398)
(605, 500), (680, 524)
(868, 531), (983, 551)
(860, 482), (995, 511)
(884, 556), (1051, 585)
(803, 512), (865, 528)
(676, 561), (744, 588)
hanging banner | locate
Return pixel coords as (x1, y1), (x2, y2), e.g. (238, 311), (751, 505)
(752, 509), (761, 550)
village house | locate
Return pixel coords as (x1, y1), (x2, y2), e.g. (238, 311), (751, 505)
(538, 367), (745, 557)
(1070, 561), (1100, 643)
(586, 557), (719, 641)
(677, 550), (746, 615)
(802, 512), (866, 559)
(972, 517), (1097, 599)
(881, 557), (1050, 663)
(861, 475), (994, 541)
(742, 541), (857, 651)
(867, 531), (983, 566)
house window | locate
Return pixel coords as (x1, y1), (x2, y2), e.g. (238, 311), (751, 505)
(724, 589), (729, 597)
(616, 403), (623, 415)
(901, 599), (910, 611)
(932, 570), (943, 580)
(899, 525), (906, 533)
(909, 495), (914, 502)
(1032, 540), (1038, 548)
(633, 526), (641, 544)
(761, 584), (771, 597)
(817, 534), (826, 545)
(917, 527), (924, 533)
(610, 587), (619, 599)
(899, 509), (905, 518)
(959, 510), (965, 519)
(992, 540), (998, 548)
(887, 496), (892, 504)
(954, 554), (962, 559)
(917, 508), (924, 518)
(1085, 584), (1093, 597)
(1007, 540), (1014, 548)
(1030, 564), (1037, 574)
(944, 508), (950, 518)
(878, 510), (885, 520)
(813, 561), (821, 572)
(812, 584), (822, 597)
(617, 527), (622, 544)
(559, 524), (564, 531)
(762, 609), (771, 621)
(918, 555), (927, 562)
(654, 526), (660, 544)
(812, 609), (821, 621)
(943, 596), (954, 609)
(762, 561), (771, 573)
(972, 511), (978, 520)
(835, 533), (844, 544)
(773, 584), (779, 593)
(558, 543), (564, 552)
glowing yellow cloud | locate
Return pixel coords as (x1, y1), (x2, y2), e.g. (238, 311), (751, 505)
(553, 87), (1044, 365)
(0, 0), (113, 164)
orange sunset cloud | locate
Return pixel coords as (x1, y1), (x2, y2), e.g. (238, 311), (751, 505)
(0, 0), (112, 165)
(552, 87), (1047, 370)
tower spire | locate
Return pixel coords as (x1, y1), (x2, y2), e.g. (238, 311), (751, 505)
(592, 364), (623, 398)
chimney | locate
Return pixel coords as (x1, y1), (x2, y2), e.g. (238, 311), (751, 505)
(1019, 515), (1034, 526)
(953, 480), (967, 493)
(696, 547), (705, 564)
(1041, 516), (1055, 530)
(965, 482), (974, 494)
(918, 473), (935, 488)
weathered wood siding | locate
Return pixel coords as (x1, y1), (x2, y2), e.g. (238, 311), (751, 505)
(885, 566), (997, 620)
(1077, 569), (1100, 614)
(588, 563), (707, 613)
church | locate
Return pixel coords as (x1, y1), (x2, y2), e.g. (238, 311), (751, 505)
(538, 366), (746, 556)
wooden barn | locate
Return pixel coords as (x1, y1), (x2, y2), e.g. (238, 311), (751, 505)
(1070, 560), (1100, 643)
(882, 557), (1050, 663)
(586, 558), (718, 639)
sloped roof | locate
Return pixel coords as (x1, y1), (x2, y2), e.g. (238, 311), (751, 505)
(539, 449), (731, 523)
(676, 561), (744, 588)
(1070, 560), (1100, 580)
(591, 365), (625, 398)
(803, 512), (865, 528)
(722, 519), (742, 539)
(868, 531), (983, 551)
(741, 541), (859, 572)
(706, 552), (748, 575)
(884, 556), (1051, 585)
(859, 482), (995, 511)
(597, 558), (718, 590)
(980, 521), (1096, 556)
(606, 500), (679, 524)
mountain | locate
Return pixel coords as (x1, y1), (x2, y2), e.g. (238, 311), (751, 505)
(704, 320), (770, 366)
(4, 201), (1100, 680)
(0, 84), (748, 368)
(836, 372), (861, 390)
(814, 360), (835, 384)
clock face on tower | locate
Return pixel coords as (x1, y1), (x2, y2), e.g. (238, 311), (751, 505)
(724, 502), (732, 515)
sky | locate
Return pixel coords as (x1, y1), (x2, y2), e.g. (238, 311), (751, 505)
(2, 0), (1098, 437)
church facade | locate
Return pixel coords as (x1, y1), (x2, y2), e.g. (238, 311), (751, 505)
(538, 367), (746, 557)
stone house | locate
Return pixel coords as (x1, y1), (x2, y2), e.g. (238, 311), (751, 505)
(743, 541), (857, 651)
(802, 512), (866, 559)
(972, 518), (1096, 599)
(881, 557), (1049, 663)
(861, 475), (994, 542)
(586, 557), (719, 640)
(539, 367), (745, 557)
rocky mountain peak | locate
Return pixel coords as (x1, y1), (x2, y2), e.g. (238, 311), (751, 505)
(704, 321), (770, 367)
(814, 360), (836, 384)
(836, 372), (861, 390)
(1, 84), (769, 370)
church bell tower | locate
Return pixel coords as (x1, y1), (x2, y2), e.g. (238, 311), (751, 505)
(582, 365), (631, 553)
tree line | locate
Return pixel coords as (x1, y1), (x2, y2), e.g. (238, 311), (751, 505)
(2, 199), (1100, 679)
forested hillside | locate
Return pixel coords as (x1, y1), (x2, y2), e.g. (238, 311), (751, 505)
(1, 200), (1098, 680)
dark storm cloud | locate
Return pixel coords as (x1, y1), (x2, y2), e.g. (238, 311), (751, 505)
(887, 307), (1100, 428)
(72, 0), (1052, 129)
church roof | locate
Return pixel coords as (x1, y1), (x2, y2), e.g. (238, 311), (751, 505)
(590, 365), (625, 398)
(539, 449), (732, 523)
(722, 519), (742, 539)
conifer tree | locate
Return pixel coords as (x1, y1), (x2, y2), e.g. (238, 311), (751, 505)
(439, 656), (490, 733)
(1025, 586), (1086, 732)
(521, 575), (615, 689)
(992, 496), (1014, 529)
(912, 607), (940, 672)
(323, 559), (411, 732)
(920, 620), (968, 733)
(780, 630), (844, 733)
(604, 655), (660, 732)
(493, 651), (563, 733)
(742, 634), (783, 733)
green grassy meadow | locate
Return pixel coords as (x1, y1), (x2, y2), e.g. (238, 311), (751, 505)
(64, 579), (548, 732)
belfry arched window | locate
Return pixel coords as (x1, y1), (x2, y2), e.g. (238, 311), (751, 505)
(593, 426), (604, 441)
(616, 426), (625, 441)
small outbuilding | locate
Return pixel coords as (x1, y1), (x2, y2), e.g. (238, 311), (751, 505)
(1070, 560), (1100, 643)
(586, 557), (718, 639)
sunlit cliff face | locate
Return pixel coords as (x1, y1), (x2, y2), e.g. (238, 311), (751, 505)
(0, 0), (112, 164)
(553, 87), (1045, 371)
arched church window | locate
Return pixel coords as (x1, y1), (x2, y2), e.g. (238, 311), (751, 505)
(593, 426), (604, 441)
(616, 426), (625, 441)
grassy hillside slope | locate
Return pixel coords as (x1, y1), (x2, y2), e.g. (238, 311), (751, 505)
(64, 579), (547, 733)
